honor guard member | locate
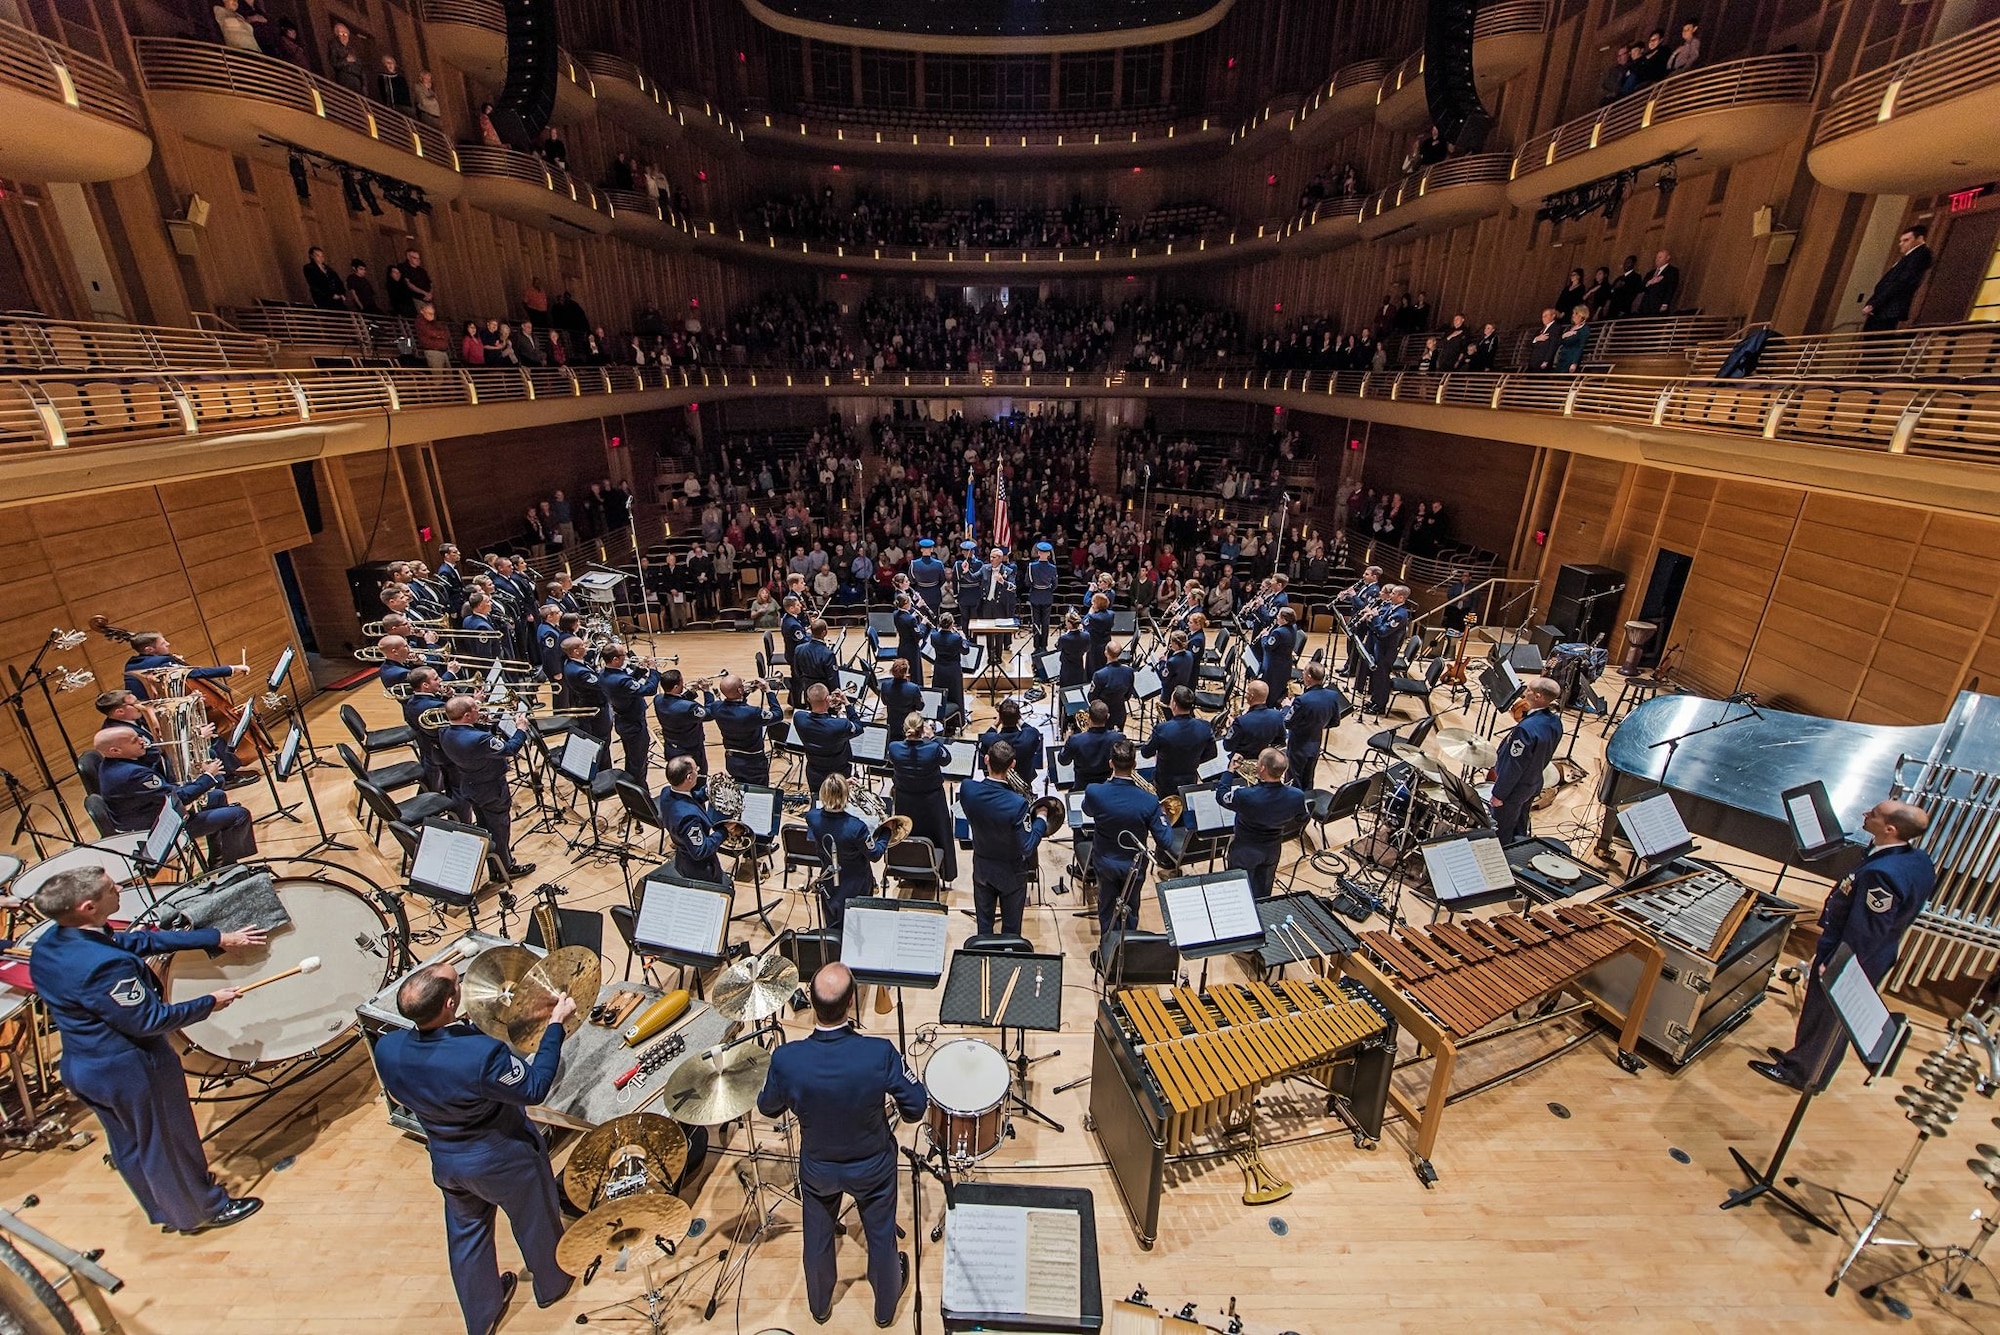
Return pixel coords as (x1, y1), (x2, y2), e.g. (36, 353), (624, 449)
(791, 620), (842, 707)
(120, 630), (252, 703)
(795, 683), (865, 796)
(1751, 800), (1936, 1091)
(1055, 612), (1090, 694)
(1083, 740), (1176, 936)
(891, 593), (928, 687)
(930, 613), (968, 728)
(598, 646), (660, 787)
(92, 728), (257, 864)
(1089, 642), (1137, 731)
(1256, 606), (1303, 703)
(908, 538), (947, 615)
(804, 775), (890, 928)
(372, 963), (577, 1335)
(756, 963), (922, 1328)
(1337, 566), (1384, 680)
(558, 637), (611, 741)
(875, 658), (925, 743)
(1224, 681), (1288, 761)
(887, 714), (957, 882)
(962, 742), (1052, 936)
(1082, 591), (1117, 676)
(30, 867), (264, 1236)
(1361, 585), (1413, 716)
(977, 698), (1043, 788)
(458, 591), (507, 663)
(708, 674), (782, 785)
(434, 543), (465, 603)
(402, 667), (453, 792)
(1061, 701), (1125, 789)
(438, 697), (534, 877)
(1158, 631), (1198, 700)
(1218, 748), (1307, 898)
(657, 757), (726, 887)
(1143, 687), (1217, 806)
(1283, 664), (1349, 792)
(952, 541), (987, 617)
(532, 606), (566, 683)
(653, 669), (709, 776)
(1027, 542), (1060, 654)
(1487, 676), (1563, 841)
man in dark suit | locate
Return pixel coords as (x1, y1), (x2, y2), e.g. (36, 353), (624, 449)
(1634, 248), (1680, 315)
(1084, 741), (1176, 935)
(707, 673), (781, 785)
(961, 742), (1052, 935)
(1218, 748), (1307, 897)
(402, 667), (453, 792)
(1488, 676), (1563, 840)
(1606, 254), (1645, 318)
(1863, 224), (1933, 331)
(756, 963), (922, 1328)
(1526, 307), (1563, 371)
(1061, 702), (1124, 789)
(1089, 643), (1138, 731)
(1283, 663), (1348, 792)
(1143, 686), (1217, 802)
(1055, 612), (1090, 694)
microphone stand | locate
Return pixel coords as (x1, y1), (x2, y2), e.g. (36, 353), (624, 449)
(1, 766), (62, 858)
(900, 1141), (950, 1334)
(1, 634), (83, 841)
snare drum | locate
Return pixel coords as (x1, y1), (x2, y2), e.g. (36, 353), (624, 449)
(11, 835), (160, 915)
(165, 877), (393, 1066)
(922, 1038), (1010, 1164)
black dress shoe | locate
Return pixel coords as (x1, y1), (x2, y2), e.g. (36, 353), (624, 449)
(876, 1252), (910, 1328)
(811, 1307), (831, 1326)
(1747, 1059), (1805, 1090)
(221, 773), (261, 790)
(174, 1196), (262, 1235)
(535, 1273), (574, 1309)
(485, 1272), (519, 1335)
(1766, 1046), (1790, 1064)
(505, 862), (537, 877)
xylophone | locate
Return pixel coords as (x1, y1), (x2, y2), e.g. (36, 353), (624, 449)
(1597, 864), (1758, 961)
(1339, 904), (1663, 1182)
(1089, 976), (1395, 1247)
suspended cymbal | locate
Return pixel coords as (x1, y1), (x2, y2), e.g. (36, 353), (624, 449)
(1435, 728), (1499, 770)
(554, 1191), (693, 1275)
(712, 952), (800, 1024)
(563, 1113), (689, 1210)
(660, 1042), (772, 1125)
(1391, 742), (1442, 781)
(461, 944), (602, 1054)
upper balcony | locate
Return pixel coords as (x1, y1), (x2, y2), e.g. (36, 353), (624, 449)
(1266, 59), (1390, 156)
(456, 145), (613, 234)
(0, 20), (151, 182)
(1375, 1), (1551, 132)
(1508, 55), (1820, 207)
(739, 103), (1225, 165)
(416, 0), (597, 123)
(134, 39), (462, 201)
(688, 219), (1278, 275)
(1357, 153), (1512, 241)
(1275, 195), (1365, 256)
(1809, 16), (2000, 195)
(574, 52), (680, 144)
(604, 190), (695, 249)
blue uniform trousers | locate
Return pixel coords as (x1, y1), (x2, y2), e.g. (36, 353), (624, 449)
(616, 726), (650, 789)
(799, 1150), (902, 1325)
(434, 1135), (567, 1335)
(67, 1044), (229, 1231)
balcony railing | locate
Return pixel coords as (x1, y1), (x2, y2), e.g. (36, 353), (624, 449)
(1377, 314), (1740, 371)
(0, 312), (278, 371)
(1280, 58), (1390, 139)
(574, 52), (660, 102)
(1815, 16), (2000, 145)
(1378, 0), (1550, 114)
(1687, 321), (2000, 381)
(214, 305), (414, 355)
(456, 144), (605, 215)
(416, 0), (595, 106)
(0, 18), (143, 130)
(1358, 153), (1512, 237)
(702, 218), (1272, 267)
(752, 102), (1212, 151)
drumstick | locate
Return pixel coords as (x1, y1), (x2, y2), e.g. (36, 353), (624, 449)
(233, 956), (321, 996)
(990, 965), (1022, 1027)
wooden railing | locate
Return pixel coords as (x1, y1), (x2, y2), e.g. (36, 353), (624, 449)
(214, 305), (413, 355)
(710, 217), (1271, 265)
(1815, 15), (2000, 144)
(0, 17), (143, 128)
(0, 313), (277, 371)
(754, 102), (1211, 149)
(575, 51), (661, 100)
(1378, 314), (1740, 371)
(1379, 0), (1551, 101)
(414, 0), (594, 99)
(456, 144), (604, 213)
(1513, 54), (1820, 178)
(1687, 321), (2000, 381)
(1360, 153), (1512, 225)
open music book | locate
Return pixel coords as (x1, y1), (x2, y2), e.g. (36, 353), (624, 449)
(942, 1203), (1082, 1321)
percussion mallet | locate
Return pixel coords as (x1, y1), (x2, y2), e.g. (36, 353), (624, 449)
(233, 956), (321, 995)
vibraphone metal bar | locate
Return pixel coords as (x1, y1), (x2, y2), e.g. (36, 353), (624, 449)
(1338, 903), (1663, 1180)
(1598, 866), (1757, 961)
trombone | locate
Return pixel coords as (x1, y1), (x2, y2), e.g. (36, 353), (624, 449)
(355, 645), (536, 671)
(360, 618), (510, 641)
(417, 704), (600, 729)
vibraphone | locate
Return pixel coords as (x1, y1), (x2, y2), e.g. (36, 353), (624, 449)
(1598, 863), (1758, 960)
(1089, 976), (1395, 1247)
(1338, 904), (1663, 1181)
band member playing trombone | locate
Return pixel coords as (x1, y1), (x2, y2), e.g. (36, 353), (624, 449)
(1142, 686), (1216, 805)
(459, 591), (508, 662)
(888, 713), (957, 882)
(402, 667), (453, 792)
(1084, 740), (1176, 936)
(599, 645), (660, 786)
(653, 669), (708, 777)
(962, 742), (1052, 936)
(708, 674), (781, 786)
(891, 594), (928, 687)
(876, 658), (924, 742)
(558, 638), (610, 741)
(378, 635), (457, 696)
(658, 756), (725, 888)
(1284, 663), (1348, 792)
(977, 698), (1043, 789)
(437, 697), (533, 878)
(796, 683), (864, 796)
(805, 774), (889, 929)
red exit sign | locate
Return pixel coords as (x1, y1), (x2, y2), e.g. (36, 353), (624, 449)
(1951, 186), (1988, 213)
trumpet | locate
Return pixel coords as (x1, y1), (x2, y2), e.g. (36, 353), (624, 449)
(628, 652), (680, 672)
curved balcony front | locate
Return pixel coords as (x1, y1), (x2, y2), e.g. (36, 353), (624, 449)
(1809, 16), (2000, 195)
(456, 146), (612, 234)
(416, 0), (596, 123)
(1276, 196), (1364, 256)
(1357, 153), (1512, 241)
(134, 39), (461, 200)
(1276, 59), (1389, 154)
(739, 106), (1222, 165)
(575, 52), (680, 144)
(688, 222), (1277, 275)
(604, 190), (692, 249)
(0, 20), (151, 182)
(1509, 55), (1820, 206)
(1375, 1), (1551, 132)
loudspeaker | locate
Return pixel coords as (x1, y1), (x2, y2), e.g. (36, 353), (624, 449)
(496, 0), (558, 143)
(1099, 930), (1179, 984)
(1549, 563), (1625, 645)
(346, 560), (396, 626)
(1424, 0), (1489, 149)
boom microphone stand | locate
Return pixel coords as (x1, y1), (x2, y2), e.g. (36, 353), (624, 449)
(1, 630), (92, 841)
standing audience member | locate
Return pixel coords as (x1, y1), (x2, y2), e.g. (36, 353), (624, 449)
(1864, 225), (1933, 331)
(326, 20), (365, 93)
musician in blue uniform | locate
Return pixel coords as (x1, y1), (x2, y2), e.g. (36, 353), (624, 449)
(434, 543), (464, 603)
(1055, 612), (1090, 694)
(804, 774), (890, 928)
(120, 630), (251, 702)
(891, 593), (928, 687)
(1158, 631), (1198, 700)
(1224, 681), (1287, 761)
(378, 635), (454, 697)
(780, 595), (811, 707)
(952, 542), (987, 617)
(977, 698), (1043, 789)
(907, 538), (947, 615)
(756, 963), (921, 1327)
(1143, 687), (1217, 804)
(1082, 591), (1116, 676)
(1284, 663), (1348, 792)
(91, 728), (257, 864)
(790, 620), (841, 707)
(652, 669), (708, 776)
(875, 658), (925, 742)
(402, 667), (453, 792)
(372, 961), (576, 1335)
(1243, 574), (1291, 638)
(1336, 566), (1384, 681)
(598, 645), (660, 786)
(1751, 800), (1936, 1092)
(29, 867), (265, 1236)
(1256, 606), (1303, 703)
(1089, 642), (1137, 731)
(887, 714), (957, 882)
(962, 742), (1052, 935)
(1027, 542), (1059, 654)
(930, 613), (968, 728)
(1488, 676), (1563, 841)
(1218, 748), (1307, 898)
(532, 607), (565, 684)
(708, 674), (781, 785)
(1185, 610), (1210, 662)
(1061, 701), (1124, 789)
(557, 638), (610, 741)
(657, 756), (726, 887)
(1361, 585), (1413, 715)
(437, 697), (534, 877)
(458, 591), (507, 663)
(795, 683), (864, 796)
(1084, 740), (1176, 935)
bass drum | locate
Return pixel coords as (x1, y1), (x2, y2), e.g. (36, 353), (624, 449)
(0, 1233), (81, 1335)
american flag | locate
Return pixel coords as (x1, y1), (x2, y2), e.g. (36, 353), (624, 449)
(992, 469), (1011, 552)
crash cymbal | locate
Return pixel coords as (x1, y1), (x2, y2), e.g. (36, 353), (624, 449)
(461, 944), (602, 1055)
(1973, 1160), (2000, 1190)
(1391, 742), (1442, 781)
(563, 1113), (689, 1210)
(712, 952), (800, 1024)
(554, 1191), (693, 1275)
(1436, 729), (1499, 769)
(660, 1042), (772, 1126)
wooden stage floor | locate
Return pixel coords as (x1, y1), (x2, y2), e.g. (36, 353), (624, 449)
(0, 629), (1992, 1334)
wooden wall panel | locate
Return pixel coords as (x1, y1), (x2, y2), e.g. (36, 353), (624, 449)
(432, 419), (612, 554)
(1357, 425), (1534, 559)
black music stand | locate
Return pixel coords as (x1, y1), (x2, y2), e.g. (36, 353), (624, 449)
(939, 947), (1065, 1132)
(631, 871), (733, 997)
(726, 782), (784, 932)
(940, 1183), (1103, 1334)
(840, 895), (949, 1051)
(1155, 870), (1265, 989)
(1775, 779), (1852, 900)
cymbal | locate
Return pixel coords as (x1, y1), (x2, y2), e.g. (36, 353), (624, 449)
(563, 1113), (689, 1209)
(461, 944), (602, 1055)
(712, 952), (799, 1024)
(554, 1191), (693, 1274)
(660, 1042), (772, 1125)
(1436, 728), (1499, 769)
(1391, 742), (1442, 781)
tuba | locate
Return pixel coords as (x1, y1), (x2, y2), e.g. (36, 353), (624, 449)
(152, 673), (210, 783)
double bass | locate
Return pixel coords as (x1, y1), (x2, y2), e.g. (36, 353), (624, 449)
(89, 616), (269, 766)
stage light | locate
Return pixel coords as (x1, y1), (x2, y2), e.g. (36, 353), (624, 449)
(288, 152), (310, 203)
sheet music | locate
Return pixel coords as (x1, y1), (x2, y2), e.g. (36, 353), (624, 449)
(412, 824), (486, 897)
(1066, 791), (1085, 827)
(943, 1204), (1029, 1315)
(1133, 666), (1162, 700)
(1204, 877), (1262, 943)
(1421, 838), (1514, 900)
(635, 881), (728, 955)
(841, 906), (948, 978)
(1196, 752), (1227, 781)
(559, 732), (600, 782)
(1052, 755), (1075, 786)
(962, 644), (987, 674)
(944, 741), (978, 780)
(142, 805), (183, 869)
(1038, 651), (1061, 680)
(1161, 881), (1214, 943)
(1185, 787), (1233, 831)
(267, 645), (294, 690)
(740, 785), (777, 836)
(921, 689), (944, 717)
(1827, 954), (1895, 1062)
(787, 721), (803, 749)
(276, 726), (302, 780)
(1619, 793), (1691, 860)
(854, 725), (888, 762)
(1024, 1208), (1083, 1321)
(1787, 791), (1830, 850)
